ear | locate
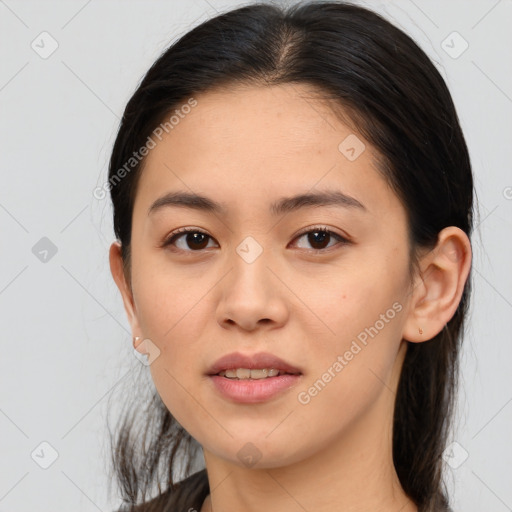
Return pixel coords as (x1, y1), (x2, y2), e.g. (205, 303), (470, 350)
(109, 241), (142, 338)
(402, 226), (472, 343)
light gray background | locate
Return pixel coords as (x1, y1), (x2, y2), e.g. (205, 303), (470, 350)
(1, 0), (511, 511)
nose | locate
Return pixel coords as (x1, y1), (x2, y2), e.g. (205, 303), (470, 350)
(216, 246), (289, 332)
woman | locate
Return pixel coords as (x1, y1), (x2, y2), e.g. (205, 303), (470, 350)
(106, 1), (473, 511)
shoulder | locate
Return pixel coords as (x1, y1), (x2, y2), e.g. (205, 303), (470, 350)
(115, 469), (209, 512)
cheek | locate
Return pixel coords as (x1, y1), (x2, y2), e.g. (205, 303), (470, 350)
(300, 258), (407, 346)
(132, 258), (209, 341)
(289, 291), (406, 452)
(294, 256), (409, 403)
(144, 311), (209, 439)
(132, 265), (221, 423)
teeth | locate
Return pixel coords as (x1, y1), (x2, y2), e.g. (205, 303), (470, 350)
(218, 368), (282, 379)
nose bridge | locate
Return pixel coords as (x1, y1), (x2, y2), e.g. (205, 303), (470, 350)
(229, 233), (273, 295)
(217, 232), (288, 329)
(235, 233), (267, 266)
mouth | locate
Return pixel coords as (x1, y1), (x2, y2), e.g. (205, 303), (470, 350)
(216, 368), (301, 379)
(206, 352), (303, 403)
(206, 351), (303, 377)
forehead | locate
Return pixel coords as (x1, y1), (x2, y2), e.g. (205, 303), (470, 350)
(133, 83), (397, 218)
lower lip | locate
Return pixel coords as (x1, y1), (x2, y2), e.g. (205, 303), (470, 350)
(208, 374), (302, 403)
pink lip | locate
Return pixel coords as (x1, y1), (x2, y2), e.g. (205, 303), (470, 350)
(206, 351), (302, 376)
(206, 351), (303, 404)
(209, 374), (302, 403)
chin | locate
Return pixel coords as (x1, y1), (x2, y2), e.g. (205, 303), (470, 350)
(203, 431), (316, 470)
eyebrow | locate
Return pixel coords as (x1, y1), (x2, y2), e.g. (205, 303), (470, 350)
(147, 189), (366, 217)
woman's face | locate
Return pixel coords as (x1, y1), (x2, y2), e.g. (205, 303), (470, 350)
(117, 83), (418, 468)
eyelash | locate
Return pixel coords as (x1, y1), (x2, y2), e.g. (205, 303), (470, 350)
(161, 225), (351, 254)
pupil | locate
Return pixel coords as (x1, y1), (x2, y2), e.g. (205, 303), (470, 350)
(309, 231), (328, 249)
(188, 232), (208, 250)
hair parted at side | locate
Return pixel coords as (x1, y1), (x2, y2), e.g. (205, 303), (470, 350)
(106, 2), (473, 511)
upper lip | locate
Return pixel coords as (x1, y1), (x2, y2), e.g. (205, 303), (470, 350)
(207, 351), (302, 376)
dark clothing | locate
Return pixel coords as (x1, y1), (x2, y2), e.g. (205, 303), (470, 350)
(117, 469), (209, 512)
(117, 469), (454, 512)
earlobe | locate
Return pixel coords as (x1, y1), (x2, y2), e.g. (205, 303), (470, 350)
(109, 241), (141, 334)
(402, 226), (472, 343)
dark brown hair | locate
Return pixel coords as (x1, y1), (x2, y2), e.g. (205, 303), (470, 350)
(106, 1), (473, 511)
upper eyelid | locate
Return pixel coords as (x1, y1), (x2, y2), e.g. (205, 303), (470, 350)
(293, 225), (349, 239)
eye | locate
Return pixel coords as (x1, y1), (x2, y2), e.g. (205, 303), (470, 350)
(290, 225), (351, 252)
(161, 225), (351, 253)
(162, 227), (217, 252)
